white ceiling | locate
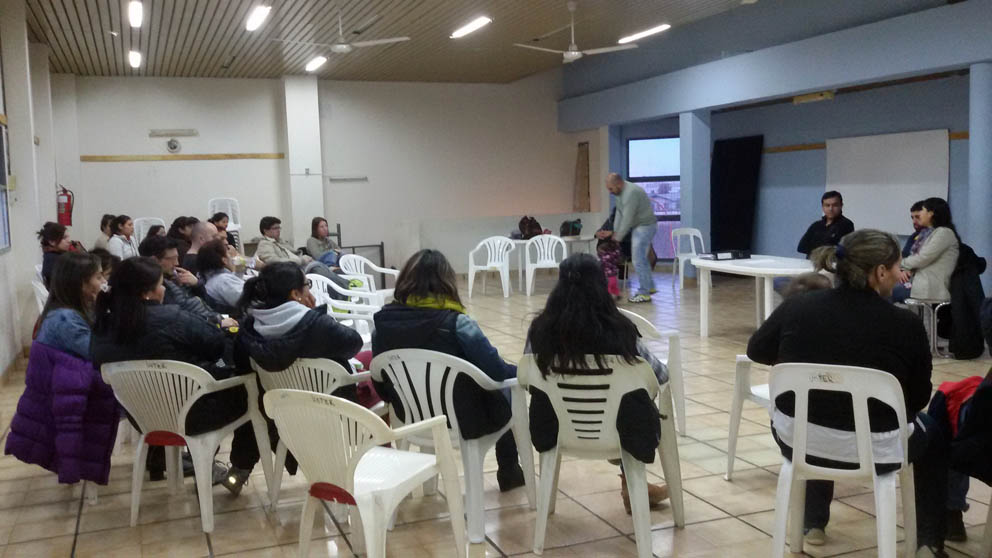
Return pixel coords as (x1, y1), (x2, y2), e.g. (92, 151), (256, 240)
(26, 0), (744, 83)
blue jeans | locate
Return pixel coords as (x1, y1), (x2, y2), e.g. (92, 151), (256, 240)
(631, 223), (658, 296)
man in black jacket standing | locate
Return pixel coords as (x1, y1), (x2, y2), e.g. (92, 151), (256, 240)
(797, 191), (855, 257)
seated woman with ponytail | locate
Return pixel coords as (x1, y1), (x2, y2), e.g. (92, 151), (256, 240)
(90, 257), (262, 487)
(197, 239), (246, 316)
(230, 261), (376, 494)
(747, 229), (944, 555)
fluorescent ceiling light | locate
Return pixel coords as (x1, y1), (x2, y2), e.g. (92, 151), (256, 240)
(128, 50), (142, 68)
(618, 23), (671, 44)
(128, 1), (143, 28)
(305, 56), (327, 72)
(450, 16), (491, 39)
(245, 5), (271, 31)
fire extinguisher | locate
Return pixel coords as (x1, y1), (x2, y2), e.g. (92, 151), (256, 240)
(57, 186), (74, 226)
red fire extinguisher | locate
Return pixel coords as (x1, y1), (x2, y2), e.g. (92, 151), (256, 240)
(57, 186), (74, 226)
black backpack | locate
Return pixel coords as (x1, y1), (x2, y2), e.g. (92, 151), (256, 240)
(519, 216), (543, 239)
(559, 219), (582, 237)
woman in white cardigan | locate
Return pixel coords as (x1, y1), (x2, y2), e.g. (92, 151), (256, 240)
(894, 197), (959, 303)
(106, 214), (139, 260)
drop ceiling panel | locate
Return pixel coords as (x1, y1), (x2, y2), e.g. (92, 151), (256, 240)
(26, 0), (742, 82)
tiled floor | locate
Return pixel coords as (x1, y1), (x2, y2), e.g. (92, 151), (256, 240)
(0, 269), (989, 557)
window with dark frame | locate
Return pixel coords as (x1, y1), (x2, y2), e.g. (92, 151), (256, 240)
(626, 136), (681, 259)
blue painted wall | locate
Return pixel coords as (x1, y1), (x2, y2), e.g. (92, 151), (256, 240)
(562, 0), (944, 99)
(618, 75), (971, 257)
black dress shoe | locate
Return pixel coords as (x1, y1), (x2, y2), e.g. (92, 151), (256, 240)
(148, 470), (166, 482)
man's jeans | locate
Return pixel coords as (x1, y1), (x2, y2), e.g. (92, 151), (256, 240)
(631, 223), (658, 296)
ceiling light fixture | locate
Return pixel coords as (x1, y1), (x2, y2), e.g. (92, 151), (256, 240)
(128, 50), (142, 68)
(618, 23), (671, 44)
(450, 16), (491, 39)
(245, 5), (271, 31)
(128, 1), (143, 28)
(305, 56), (327, 72)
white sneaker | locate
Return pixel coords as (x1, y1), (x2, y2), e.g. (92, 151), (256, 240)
(804, 528), (826, 546)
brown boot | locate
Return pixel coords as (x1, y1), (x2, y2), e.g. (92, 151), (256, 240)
(620, 474), (669, 514)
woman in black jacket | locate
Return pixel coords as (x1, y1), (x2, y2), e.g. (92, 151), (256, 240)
(91, 257), (259, 485)
(747, 229), (942, 555)
(230, 262), (371, 493)
(372, 249), (525, 492)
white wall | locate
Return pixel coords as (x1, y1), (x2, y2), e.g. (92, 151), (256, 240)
(318, 69), (607, 271)
(60, 76), (290, 247)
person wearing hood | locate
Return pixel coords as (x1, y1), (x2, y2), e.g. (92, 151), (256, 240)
(229, 261), (372, 494)
(372, 249), (527, 492)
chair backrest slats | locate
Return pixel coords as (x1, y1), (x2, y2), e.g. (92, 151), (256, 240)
(525, 234), (567, 266)
(251, 358), (353, 395)
(671, 227), (704, 257)
(769, 363), (909, 478)
(102, 360), (216, 436)
(207, 198), (241, 228)
(472, 236), (514, 267)
(265, 390), (385, 495)
(371, 349), (493, 441)
(518, 354), (658, 456)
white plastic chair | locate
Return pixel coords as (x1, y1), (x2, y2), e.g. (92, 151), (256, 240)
(338, 254), (398, 302)
(671, 227), (708, 289)
(101, 360), (274, 533)
(982, 497), (992, 557)
(726, 355), (771, 481)
(31, 280), (48, 313)
(207, 198), (242, 233)
(468, 236), (514, 298)
(263, 389), (468, 558)
(370, 349), (536, 544)
(307, 273), (384, 308)
(525, 234), (567, 296)
(133, 217), (166, 246)
(617, 308), (686, 435)
(251, 358), (383, 508)
(516, 354), (685, 557)
(768, 363), (916, 558)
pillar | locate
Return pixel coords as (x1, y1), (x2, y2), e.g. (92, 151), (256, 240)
(282, 76), (325, 247)
(969, 62), (992, 292)
(679, 111), (712, 274)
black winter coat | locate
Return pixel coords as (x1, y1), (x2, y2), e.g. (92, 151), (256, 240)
(233, 305), (363, 375)
(948, 243), (987, 359)
(91, 303), (226, 374)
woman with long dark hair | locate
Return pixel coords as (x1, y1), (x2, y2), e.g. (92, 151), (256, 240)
(526, 253), (670, 512)
(228, 262), (370, 493)
(106, 214), (138, 260)
(91, 257), (258, 485)
(751, 229), (941, 553)
(372, 249), (526, 492)
(34, 252), (104, 358)
(892, 197), (960, 303)
(37, 222), (75, 287)
(7, 253), (117, 485)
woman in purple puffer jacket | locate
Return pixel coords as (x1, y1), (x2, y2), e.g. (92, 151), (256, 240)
(5, 252), (120, 485)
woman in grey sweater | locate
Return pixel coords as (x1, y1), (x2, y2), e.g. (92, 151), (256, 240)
(306, 217), (341, 267)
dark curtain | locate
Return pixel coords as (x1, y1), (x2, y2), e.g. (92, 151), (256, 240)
(709, 135), (764, 252)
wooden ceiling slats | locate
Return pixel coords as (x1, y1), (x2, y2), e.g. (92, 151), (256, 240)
(26, 0), (741, 83)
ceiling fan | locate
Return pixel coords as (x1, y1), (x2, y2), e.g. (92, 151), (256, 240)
(513, 1), (637, 64)
(272, 10), (409, 54)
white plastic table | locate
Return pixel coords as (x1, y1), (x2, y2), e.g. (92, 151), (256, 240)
(689, 255), (813, 337)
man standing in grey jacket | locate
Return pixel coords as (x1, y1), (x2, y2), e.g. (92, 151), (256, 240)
(597, 173), (658, 302)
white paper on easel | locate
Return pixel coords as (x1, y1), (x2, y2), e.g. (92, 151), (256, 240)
(826, 129), (949, 234)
